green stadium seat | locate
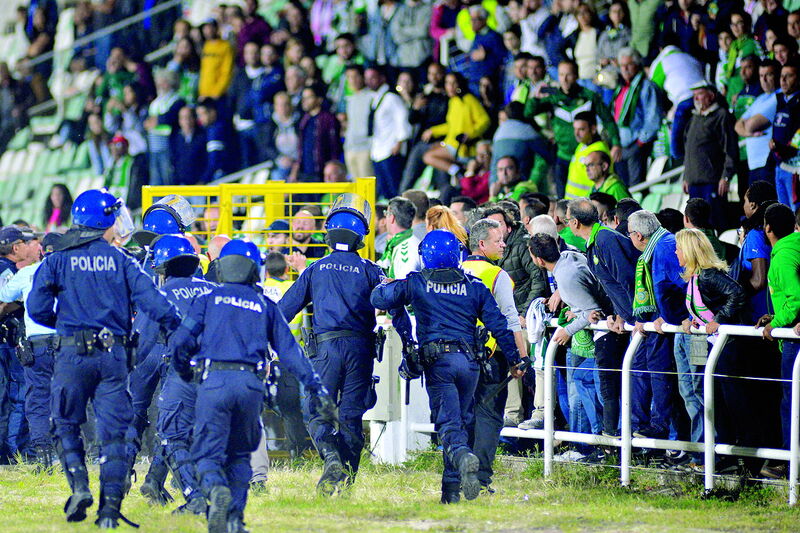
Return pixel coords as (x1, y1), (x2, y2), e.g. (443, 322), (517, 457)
(640, 192), (662, 213)
(7, 128), (31, 151)
(72, 141), (91, 170)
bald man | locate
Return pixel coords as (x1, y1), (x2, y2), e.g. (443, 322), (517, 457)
(204, 234), (232, 282)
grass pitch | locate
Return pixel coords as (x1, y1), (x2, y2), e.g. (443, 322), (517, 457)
(1, 452), (799, 532)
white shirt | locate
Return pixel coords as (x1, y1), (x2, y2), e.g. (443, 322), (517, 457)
(493, 269), (521, 332)
(520, 7), (549, 58)
(369, 84), (412, 162)
(0, 263), (57, 337)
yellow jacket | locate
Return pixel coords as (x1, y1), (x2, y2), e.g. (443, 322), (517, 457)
(199, 39), (235, 99)
(565, 140), (612, 199)
(428, 93), (490, 158)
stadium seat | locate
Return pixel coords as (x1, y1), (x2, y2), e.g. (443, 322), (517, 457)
(644, 156), (669, 183)
(253, 169), (269, 185)
(719, 229), (739, 247)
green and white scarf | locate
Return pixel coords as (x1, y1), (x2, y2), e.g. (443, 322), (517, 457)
(632, 226), (667, 318)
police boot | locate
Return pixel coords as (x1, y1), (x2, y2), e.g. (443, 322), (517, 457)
(139, 461), (174, 506)
(316, 450), (346, 497)
(33, 444), (55, 473)
(94, 492), (138, 529)
(226, 513), (250, 533)
(207, 485), (233, 533)
(440, 482), (461, 504)
(172, 495), (207, 516)
(457, 452), (481, 501)
(63, 467), (94, 522)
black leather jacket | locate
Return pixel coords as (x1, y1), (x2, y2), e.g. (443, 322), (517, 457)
(694, 268), (746, 324)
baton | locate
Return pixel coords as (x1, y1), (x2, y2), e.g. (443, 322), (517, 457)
(480, 359), (531, 408)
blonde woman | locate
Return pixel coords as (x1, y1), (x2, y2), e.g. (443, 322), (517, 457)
(425, 205), (468, 247)
(675, 228), (765, 476)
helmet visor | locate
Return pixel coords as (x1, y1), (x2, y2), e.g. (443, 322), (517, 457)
(113, 204), (135, 243)
(327, 193), (371, 231)
(147, 194), (197, 229)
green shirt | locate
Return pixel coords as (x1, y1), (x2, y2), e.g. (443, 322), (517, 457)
(768, 232), (800, 328)
(592, 174), (631, 202)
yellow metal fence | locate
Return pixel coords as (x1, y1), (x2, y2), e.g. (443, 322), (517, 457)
(141, 178), (377, 261)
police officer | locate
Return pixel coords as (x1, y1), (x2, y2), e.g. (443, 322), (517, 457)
(28, 189), (182, 528)
(0, 232), (60, 467)
(0, 226), (40, 462)
(279, 194), (412, 495)
(125, 193), (197, 504)
(371, 230), (525, 504)
(132, 194), (197, 248)
(134, 234), (213, 516)
(168, 239), (332, 533)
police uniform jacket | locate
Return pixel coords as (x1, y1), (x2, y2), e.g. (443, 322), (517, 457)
(28, 238), (180, 336)
(135, 275), (216, 360)
(370, 270), (522, 365)
(280, 250), (412, 339)
(168, 281), (321, 390)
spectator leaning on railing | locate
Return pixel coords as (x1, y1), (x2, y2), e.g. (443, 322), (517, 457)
(566, 199), (639, 439)
(757, 203), (800, 477)
(674, 228), (748, 471)
(627, 210), (685, 441)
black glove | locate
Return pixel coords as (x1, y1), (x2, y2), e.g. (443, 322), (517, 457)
(311, 385), (337, 425)
(398, 358), (421, 381)
(172, 357), (194, 383)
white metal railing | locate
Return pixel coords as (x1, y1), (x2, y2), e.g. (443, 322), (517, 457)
(406, 319), (800, 504)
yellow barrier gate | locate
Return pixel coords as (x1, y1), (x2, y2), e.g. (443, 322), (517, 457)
(141, 178), (377, 260)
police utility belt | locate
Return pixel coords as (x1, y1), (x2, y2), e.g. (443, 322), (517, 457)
(195, 359), (267, 383)
(303, 328), (383, 360)
(57, 328), (136, 355)
(16, 334), (57, 367)
(419, 340), (480, 366)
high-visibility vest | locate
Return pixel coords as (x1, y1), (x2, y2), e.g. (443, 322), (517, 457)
(462, 257), (514, 354)
(262, 277), (302, 341)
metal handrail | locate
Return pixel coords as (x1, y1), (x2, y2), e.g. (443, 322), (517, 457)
(406, 318), (800, 504)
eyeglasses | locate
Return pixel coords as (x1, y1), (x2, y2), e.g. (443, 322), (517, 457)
(627, 230), (639, 237)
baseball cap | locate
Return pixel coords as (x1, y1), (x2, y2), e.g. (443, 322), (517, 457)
(267, 220), (289, 233)
(41, 232), (63, 252)
(689, 80), (714, 91)
(0, 226), (36, 246)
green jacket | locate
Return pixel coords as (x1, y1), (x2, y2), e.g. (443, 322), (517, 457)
(768, 232), (800, 328)
(592, 174), (631, 202)
(559, 227), (586, 252)
(700, 228), (726, 262)
(524, 86), (620, 161)
(493, 180), (538, 202)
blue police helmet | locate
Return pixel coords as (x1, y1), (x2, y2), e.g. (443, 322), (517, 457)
(143, 209), (183, 235)
(220, 239), (263, 267)
(325, 211), (367, 237)
(72, 189), (122, 230)
(419, 229), (462, 269)
(152, 234), (195, 267)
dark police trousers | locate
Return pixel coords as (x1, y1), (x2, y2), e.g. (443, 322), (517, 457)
(24, 336), (56, 448)
(304, 336), (373, 473)
(125, 348), (167, 472)
(0, 343), (28, 457)
(470, 354), (509, 488)
(157, 367), (202, 501)
(425, 351), (480, 488)
(192, 369), (264, 517)
(51, 345), (133, 499)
